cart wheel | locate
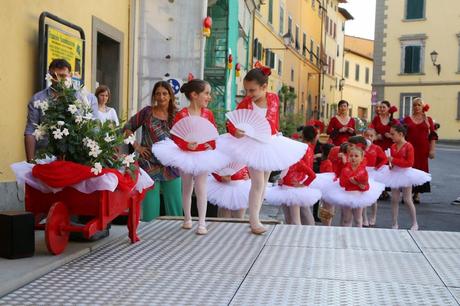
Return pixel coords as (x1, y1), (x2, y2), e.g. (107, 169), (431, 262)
(45, 201), (70, 255)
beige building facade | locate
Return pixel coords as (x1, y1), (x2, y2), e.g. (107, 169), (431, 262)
(373, 0), (460, 140)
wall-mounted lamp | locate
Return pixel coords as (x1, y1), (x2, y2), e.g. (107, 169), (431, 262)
(339, 78), (345, 91)
(264, 32), (292, 50)
(430, 50), (441, 75)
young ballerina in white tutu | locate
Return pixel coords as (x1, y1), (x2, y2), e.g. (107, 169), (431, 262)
(208, 165), (251, 219)
(322, 145), (385, 227)
(362, 129), (388, 227)
(222, 65), (307, 234)
(152, 79), (229, 235)
(265, 150), (321, 225)
(382, 124), (431, 230)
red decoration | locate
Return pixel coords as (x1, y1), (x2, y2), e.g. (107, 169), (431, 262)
(307, 119), (325, 133)
(253, 61), (271, 76)
(291, 133), (300, 140)
(389, 106), (398, 114)
(235, 63), (241, 77)
(188, 72), (195, 81)
(202, 16), (212, 37)
(228, 54), (233, 70)
(423, 104), (430, 112)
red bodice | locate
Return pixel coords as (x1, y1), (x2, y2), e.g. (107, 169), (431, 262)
(339, 162), (370, 191)
(320, 159), (333, 173)
(328, 146), (345, 178)
(279, 152), (316, 187)
(327, 116), (356, 146)
(212, 167), (249, 182)
(370, 116), (398, 151)
(365, 143), (387, 169)
(390, 142), (414, 168)
(403, 116), (437, 172)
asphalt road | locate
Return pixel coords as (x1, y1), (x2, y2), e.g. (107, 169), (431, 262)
(261, 143), (460, 232)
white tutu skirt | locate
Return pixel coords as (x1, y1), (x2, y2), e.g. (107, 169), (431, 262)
(309, 173), (336, 193)
(217, 133), (307, 172)
(366, 165), (390, 183)
(321, 179), (386, 208)
(207, 176), (250, 210)
(152, 138), (230, 176)
(372, 166), (431, 189)
(265, 185), (322, 207)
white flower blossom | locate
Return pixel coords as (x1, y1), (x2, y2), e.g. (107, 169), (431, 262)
(124, 134), (136, 145)
(81, 94), (90, 106)
(45, 73), (54, 83)
(122, 153), (136, 167)
(57, 121), (65, 126)
(75, 115), (83, 124)
(68, 104), (78, 114)
(32, 124), (46, 141)
(33, 100), (41, 108)
(83, 113), (93, 120)
(40, 101), (49, 112)
(62, 128), (69, 136)
(52, 129), (63, 140)
(90, 162), (103, 175)
(89, 146), (102, 158)
(104, 133), (115, 143)
(64, 77), (72, 88)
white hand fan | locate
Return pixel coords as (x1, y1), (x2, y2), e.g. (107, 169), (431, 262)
(215, 162), (246, 176)
(225, 109), (271, 143)
(170, 116), (219, 143)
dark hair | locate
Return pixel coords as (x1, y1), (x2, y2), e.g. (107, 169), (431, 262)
(296, 125), (305, 132)
(302, 125), (318, 142)
(95, 85), (111, 102)
(339, 142), (349, 153)
(338, 100), (349, 107)
(180, 79), (209, 99)
(391, 123), (407, 136)
(244, 68), (269, 85)
(48, 59), (71, 72)
(348, 135), (367, 147)
(321, 143), (334, 161)
(380, 100), (394, 121)
(152, 81), (177, 127)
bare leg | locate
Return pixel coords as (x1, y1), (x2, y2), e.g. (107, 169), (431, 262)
(194, 173), (208, 228)
(341, 208), (353, 227)
(362, 207), (369, 227)
(320, 202), (335, 226)
(300, 206), (315, 225)
(282, 205), (292, 224)
(391, 188), (400, 229)
(248, 168), (268, 234)
(181, 173), (194, 228)
(369, 203), (378, 226)
(289, 205), (301, 225)
(402, 186), (418, 230)
(353, 208), (363, 227)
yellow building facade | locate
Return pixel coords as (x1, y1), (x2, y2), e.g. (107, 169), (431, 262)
(373, 0), (460, 140)
(0, 0), (133, 209)
(342, 35), (373, 122)
(253, 0), (321, 121)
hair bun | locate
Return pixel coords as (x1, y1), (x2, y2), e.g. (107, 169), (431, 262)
(180, 83), (188, 93)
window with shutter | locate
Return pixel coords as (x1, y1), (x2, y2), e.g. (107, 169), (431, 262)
(405, 0), (424, 19)
(345, 61), (349, 78)
(279, 6), (284, 34)
(365, 67), (370, 84)
(457, 92), (460, 119)
(404, 45), (421, 73)
(268, 0), (274, 24)
(253, 39), (258, 59)
(355, 64), (360, 81)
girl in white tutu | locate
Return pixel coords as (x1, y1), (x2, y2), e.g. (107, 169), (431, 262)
(322, 145), (385, 227)
(265, 151), (321, 225)
(383, 124), (431, 230)
(208, 165), (250, 219)
(152, 79), (228, 235)
(223, 65), (307, 234)
(362, 129), (388, 227)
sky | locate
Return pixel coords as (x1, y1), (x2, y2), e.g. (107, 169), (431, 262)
(340, 0), (376, 40)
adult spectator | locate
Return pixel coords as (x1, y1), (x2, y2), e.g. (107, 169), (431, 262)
(94, 85), (119, 126)
(327, 100), (356, 146)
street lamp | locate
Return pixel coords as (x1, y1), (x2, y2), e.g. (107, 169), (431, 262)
(339, 78), (345, 91)
(430, 50), (441, 75)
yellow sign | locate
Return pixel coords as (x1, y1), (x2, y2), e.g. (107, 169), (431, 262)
(47, 26), (83, 78)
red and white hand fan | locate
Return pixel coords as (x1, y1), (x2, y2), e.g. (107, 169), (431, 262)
(215, 162), (246, 176)
(170, 116), (219, 143)
(226, 109), (271, 143)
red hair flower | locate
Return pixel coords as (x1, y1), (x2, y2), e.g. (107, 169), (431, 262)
(291, 133), (300, 140)
(423, 104), (430, 112)
(389, 106), (398, 114)
(260, 66), (272, 76)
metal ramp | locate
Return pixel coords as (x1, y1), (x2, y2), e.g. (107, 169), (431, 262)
(1, 221), (459, 305)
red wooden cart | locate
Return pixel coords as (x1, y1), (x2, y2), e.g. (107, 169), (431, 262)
(25, 184), (146, 255)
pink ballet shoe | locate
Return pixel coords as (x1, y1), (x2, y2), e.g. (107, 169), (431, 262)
(410, 224), (419, 231)
(196, 225), (208, 235)
(250, 224), (267, 235)
(391, 224), (399, 230)
(182, 220), (193, 230)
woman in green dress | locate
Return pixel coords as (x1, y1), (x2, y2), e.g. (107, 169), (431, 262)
(124, 81), (182, 221)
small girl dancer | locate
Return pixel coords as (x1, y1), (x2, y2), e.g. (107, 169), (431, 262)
(222, 66), (307, 234)
(265, 151), (321, 225)
(379, 124), (431, 230)
(322, 145), (385, 227)
(362, 128), (388, 227)
(152, 79), (229, 235)
(207, 165), (251, 219)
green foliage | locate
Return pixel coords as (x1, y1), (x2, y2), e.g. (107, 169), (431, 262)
(279, 112), (304, 137)
(32, 78), (135, 171)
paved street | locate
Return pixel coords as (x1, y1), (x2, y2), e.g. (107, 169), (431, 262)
(1, 220), (460, 305)
(262, 143), (460, 232)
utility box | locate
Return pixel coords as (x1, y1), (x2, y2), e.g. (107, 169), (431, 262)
(0, 212), (35, 259)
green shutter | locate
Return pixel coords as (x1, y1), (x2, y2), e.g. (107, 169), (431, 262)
(404, 46), (414, 73)
(412, 46), (421, 73)
(406, 0), (424, 19)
